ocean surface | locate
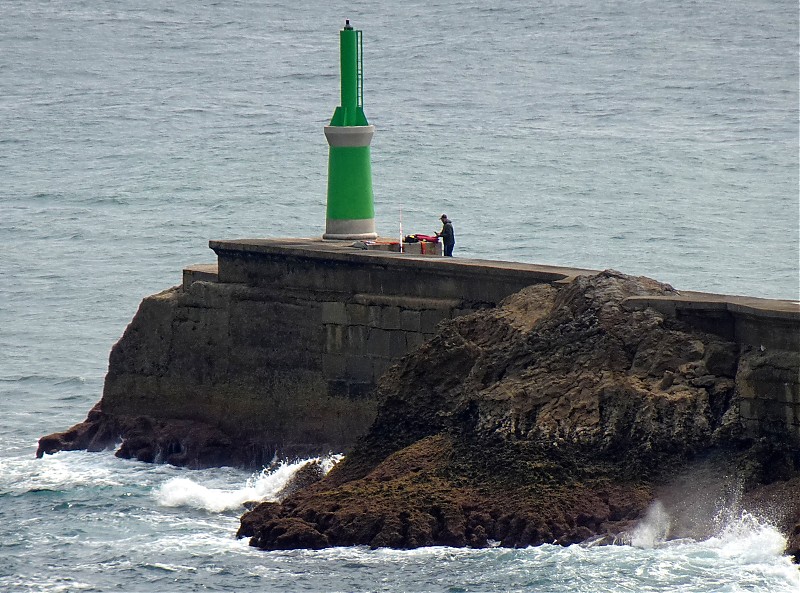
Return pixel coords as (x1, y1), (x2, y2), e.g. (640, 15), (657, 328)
(1, 0), (798, 591)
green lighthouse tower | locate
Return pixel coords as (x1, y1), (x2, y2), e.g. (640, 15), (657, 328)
(323, 20), (377, 240)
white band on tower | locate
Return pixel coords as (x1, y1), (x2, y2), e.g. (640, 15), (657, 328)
(324, 125), (375, 148)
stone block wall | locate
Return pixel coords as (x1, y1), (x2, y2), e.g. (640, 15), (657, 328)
(203, 239), (593, 416)
(737, 350), (800, 442)
(320, 294), (463, 398)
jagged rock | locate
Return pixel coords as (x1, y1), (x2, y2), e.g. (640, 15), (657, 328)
(37, 408), (279, 469)
(36, 404), (120, 457)
(237, 501), (283, 539)
(238, 502), (329, 550)
(238, 271), (800, 557)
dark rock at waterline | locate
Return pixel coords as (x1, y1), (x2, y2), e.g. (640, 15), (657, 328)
(36, 403), (118, 456)
(237, 432), (653, 550)
(238, 271), (800, 558)
(36, 405), (281, 469)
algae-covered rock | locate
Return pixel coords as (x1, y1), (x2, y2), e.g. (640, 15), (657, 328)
(239, 271), (800, 558)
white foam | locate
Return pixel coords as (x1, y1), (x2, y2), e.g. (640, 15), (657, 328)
(628, 499), (797, 581)
(0, 450), (125, 494)
(701, 511), (789, 562)
(153, 455), (343, 513)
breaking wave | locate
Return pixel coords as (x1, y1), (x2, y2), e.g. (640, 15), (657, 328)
(153, 455), (343, 513)
(629, 499), (789, 558)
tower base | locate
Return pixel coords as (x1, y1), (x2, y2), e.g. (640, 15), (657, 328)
(323, 217), (377, 241)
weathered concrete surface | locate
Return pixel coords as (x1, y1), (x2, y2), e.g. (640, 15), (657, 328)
(208, 238), (593, 302)
(624, 292), (800, 350)
(38, 239), (799, 472)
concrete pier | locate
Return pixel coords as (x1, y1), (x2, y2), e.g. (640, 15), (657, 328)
(197, 239), (597, 401)
(175, 239), (800, 448)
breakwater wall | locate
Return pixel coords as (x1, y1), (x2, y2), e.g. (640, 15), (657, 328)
(205, 239), (597, 398)
(104, 239), (799, 458)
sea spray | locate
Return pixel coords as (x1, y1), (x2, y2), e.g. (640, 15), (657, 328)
(705, 510), (788, 562)
(4, 452), (798, 592)
(630, 500), (671, 548)
(153, 455), (343, 513)
(627, 498), (793, 562)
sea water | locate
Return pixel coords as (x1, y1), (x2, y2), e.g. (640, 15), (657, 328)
(1, 0), (798, 591)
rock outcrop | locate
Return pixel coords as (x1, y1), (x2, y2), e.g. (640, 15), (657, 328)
(237, 271), (800, 559)
(36, 281), (382, 468)
(36, 257), (799, 558)
(36, 402), (273, 468)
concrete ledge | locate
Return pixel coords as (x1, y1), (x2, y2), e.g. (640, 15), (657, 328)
(351, 293), (462, 311)
(208, 238), (798, 351)
(182, 264), (218, 289)
(624, 292), (800, 350)
(204, 240), (798, 349)
(624, 292), (800, 319)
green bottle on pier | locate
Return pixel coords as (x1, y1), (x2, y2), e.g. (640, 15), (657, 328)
(323, 20), (377, 240)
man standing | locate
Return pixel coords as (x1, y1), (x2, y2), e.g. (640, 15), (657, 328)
(437, 214), (455, 257)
